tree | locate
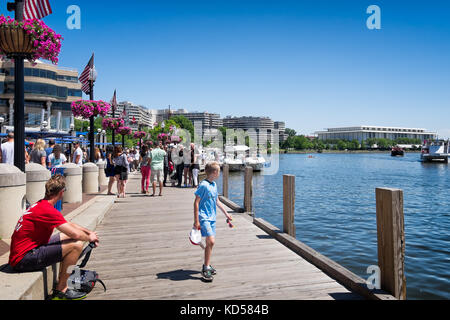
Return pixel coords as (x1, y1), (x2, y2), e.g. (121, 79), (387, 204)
(285, 128), (297, 137)
(170, 115), (195, 139)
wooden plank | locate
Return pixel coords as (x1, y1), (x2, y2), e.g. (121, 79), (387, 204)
(283, 174), (295, 237)
(376, 188), (406, 300)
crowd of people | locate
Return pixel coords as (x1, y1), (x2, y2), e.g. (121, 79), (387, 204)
(2, 133), (205, 199)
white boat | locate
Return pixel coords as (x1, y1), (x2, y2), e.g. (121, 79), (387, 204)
(244, 155), (266, 171)
(223, 145), (247, 171)
(420, 140), (449, 163)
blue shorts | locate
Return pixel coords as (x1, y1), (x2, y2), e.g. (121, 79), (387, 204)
(200, 220), (216, 238)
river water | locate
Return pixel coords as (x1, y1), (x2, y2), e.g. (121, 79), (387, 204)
(216, 152), (449, 300)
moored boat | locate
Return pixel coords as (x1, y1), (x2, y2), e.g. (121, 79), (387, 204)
(420, 140), (449, 163)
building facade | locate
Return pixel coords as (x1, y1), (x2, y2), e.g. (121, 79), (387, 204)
(0, 59), (82, 133)
(108, 101), (155, 131)
(222, 116), (284, 145)
(315, 126), (437, 142)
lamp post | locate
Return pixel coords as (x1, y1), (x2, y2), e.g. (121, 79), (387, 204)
(7, 0), (25, 171)
(88, 67), (97, 163)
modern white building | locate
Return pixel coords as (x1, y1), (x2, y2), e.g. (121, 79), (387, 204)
(315, 126), (437, 142)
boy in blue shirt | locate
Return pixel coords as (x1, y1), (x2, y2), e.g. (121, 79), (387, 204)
(194, 161), (232, 282)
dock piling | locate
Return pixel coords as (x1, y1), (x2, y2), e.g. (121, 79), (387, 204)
(375, 187), (406, 300)
(222, 164), (229, 198)
(283, 174), (296, 238)
(244, 166), (253, 213)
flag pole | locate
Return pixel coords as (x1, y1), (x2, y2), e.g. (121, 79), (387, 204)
(112, 90), (116, 146)
(89, 54), (95, 163)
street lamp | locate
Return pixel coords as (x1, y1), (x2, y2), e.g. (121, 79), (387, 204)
(88, 65), (97, 163)
(6, 0), (26, 171)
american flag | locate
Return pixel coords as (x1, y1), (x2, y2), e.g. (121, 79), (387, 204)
(79, 53), (94, 95)
(24, 0), (52, 20)
(111, 89), (117, 113)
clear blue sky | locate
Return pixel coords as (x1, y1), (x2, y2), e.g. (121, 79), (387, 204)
(4, 0), (449, 137)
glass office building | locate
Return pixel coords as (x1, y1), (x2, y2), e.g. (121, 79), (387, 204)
(0, 59), (82, 133)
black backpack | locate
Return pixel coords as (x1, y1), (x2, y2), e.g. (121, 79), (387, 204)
(67, 242), (106, 294)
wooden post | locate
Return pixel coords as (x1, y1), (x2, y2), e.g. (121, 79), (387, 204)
(222, 164), (229, 198)
(244, 166), (253, 213)
(283, 174), (295, 238)
(375, 188), (406, 300)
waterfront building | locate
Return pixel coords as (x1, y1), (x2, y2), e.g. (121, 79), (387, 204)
(222, 116), (283, 145)
(108, 101), (154, 131)
(315, 126), (437, 143)
(0, 59), (82, 134)
(274, 121), (286, 143)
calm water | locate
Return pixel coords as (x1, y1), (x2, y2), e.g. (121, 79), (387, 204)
(217, 153), (450, 300)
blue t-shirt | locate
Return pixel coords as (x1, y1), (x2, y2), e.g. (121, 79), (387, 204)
(194, 179), (218, 222)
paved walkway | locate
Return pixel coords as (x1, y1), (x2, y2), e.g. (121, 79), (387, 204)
(87, 173), (362, 300)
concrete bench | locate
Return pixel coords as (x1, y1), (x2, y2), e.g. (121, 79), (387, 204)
(0, 195), (114, 300)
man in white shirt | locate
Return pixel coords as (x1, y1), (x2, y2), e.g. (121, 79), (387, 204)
(72, 141), (83, 166)
(0, 132), (14, 165)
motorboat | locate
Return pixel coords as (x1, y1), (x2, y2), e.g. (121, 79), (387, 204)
(391, 146), (405, 157)
(420, 140), (449, 163)
(244, 154), (266, 171)
(223, 145), (247, 171)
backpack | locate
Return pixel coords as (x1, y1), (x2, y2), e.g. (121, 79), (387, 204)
(67, 242), (106, 294)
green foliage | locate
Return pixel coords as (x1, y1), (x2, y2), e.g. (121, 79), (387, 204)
(170, 115), (195, 139)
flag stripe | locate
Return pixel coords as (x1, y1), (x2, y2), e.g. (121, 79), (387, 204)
(24, 0), (53, 20)
(79, 54), (95, 95)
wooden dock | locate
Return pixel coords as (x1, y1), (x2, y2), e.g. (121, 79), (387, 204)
(87, 174), (363, 300)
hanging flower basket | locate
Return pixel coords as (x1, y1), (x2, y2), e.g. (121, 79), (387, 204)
(133, 131), (147, 139)
(116, 126), (132, 136)
(0, 16), (62, 63)
(157, 133), (170, 141)
(71, 100), (111, 119)
(102, 117), (124, 131)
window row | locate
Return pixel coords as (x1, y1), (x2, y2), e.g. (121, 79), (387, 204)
(1, 82), (82, 98)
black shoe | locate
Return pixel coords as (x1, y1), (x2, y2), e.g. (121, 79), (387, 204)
(51, 289), (87, 300)
(201, 266), (214, 282)
(209, 265), (216, 275)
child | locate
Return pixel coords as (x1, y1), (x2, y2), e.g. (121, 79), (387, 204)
(193, 161), (233, 282)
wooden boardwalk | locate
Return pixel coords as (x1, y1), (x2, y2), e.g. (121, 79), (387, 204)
(87, 174), (362, 300)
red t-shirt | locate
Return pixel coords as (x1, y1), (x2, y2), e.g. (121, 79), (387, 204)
(8, 200), (67, 267)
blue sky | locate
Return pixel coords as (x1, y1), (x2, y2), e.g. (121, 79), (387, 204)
(3, 0), (449, 137)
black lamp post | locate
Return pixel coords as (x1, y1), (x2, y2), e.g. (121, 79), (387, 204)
(88, 68), (97, 163)
(7, 0), (26, 171)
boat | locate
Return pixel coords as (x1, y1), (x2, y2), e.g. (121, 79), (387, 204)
(391, 146), (405, 157)
(420, 139), (449, 163)
(223, 145), (247, 171)
(244, 154), (266, 171)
